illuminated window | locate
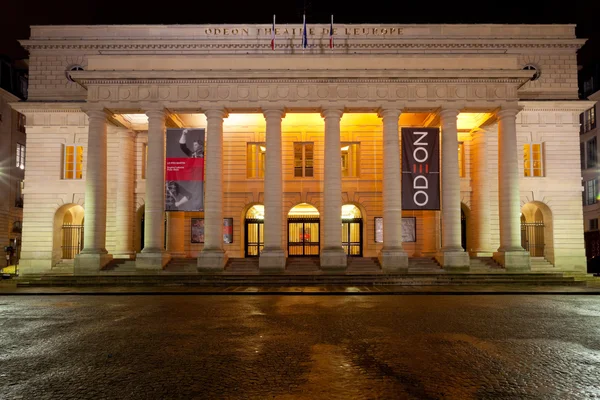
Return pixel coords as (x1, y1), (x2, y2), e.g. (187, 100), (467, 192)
(458, 142), (465, 177)
(585, 179), (598, 206)
(523, 143), (544, 177)
(142, 143), (148, 179)
(247, 142), (266, 179)
(63, 145), (84, 179)
(341, 142), (360, 178)
(581, 106), (597, 134)
(294, 142), (314, 177)
(16, 143), (25, 170)
(587, 137), (597, 168)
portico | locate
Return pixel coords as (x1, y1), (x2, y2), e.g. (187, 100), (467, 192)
(12, 24), (590, 275)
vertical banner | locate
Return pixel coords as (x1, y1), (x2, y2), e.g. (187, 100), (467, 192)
(165, 128), (205, 211)
(401, 127), (440, 210)
(223, 218), (233, 243)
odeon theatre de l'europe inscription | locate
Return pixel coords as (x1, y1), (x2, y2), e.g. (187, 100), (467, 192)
(11, 23), (594, 274)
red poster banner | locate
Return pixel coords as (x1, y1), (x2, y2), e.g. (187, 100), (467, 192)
(165, 128), (205, 212)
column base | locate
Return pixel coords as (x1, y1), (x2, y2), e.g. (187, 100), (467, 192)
(74, 252), (113, 275)
(468, 250), (495, 258)
(197, 250), (228, 272)
(168, 252), (188, 258)
(112, 251), (136, 260)
(493, 250), (531, 272)
(435, 250), (470, 271)
(17, 259), (53, 275)
(259, 249), (286, 273)
(378, 249), (408, 273)
(136, 251), (171, 271)
(320, 248), (347, 273)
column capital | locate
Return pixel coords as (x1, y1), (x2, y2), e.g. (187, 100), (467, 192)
(496, 108), (520, 120)
(262, 108), (286, 120)
(439, 108), (460, 120)
(84, 108), (110, 121)
(145, 108), (167, 121)
(320, 108), (344, 119)
(204, 108), (229, 120)
(376, 108), (401, 120)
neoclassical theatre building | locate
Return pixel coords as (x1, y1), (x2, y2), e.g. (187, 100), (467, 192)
(12, 24), (594, 274)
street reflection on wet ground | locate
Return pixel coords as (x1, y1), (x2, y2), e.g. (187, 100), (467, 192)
(1, 295), (599, 399)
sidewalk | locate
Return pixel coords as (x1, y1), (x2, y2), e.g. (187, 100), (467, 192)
(2, 280), (600, 295)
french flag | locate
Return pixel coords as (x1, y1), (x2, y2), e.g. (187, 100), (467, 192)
(329, 15), (334, 49)
(271, 15), (275, 50)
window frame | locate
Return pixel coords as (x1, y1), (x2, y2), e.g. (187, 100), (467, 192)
(590, 218), (599, 231)
(246, 142), (266, 179)
(293, 142), (314, 178)
(16, 143), (25, 170)
(341, 141), (360, 178)
(587, 137), (597, 169)
(582, 106), (597, 134)
(63, 144), (84, 180)
(523, 142), (544, 177)
(586, 179), (598, 206)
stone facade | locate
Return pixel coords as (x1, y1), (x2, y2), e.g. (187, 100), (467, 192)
(10, 24), (594, 274)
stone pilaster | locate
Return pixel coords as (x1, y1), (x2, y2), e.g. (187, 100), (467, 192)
(470, 128), (494, 256)
(377, 108), (408, 272)
(436, 109), (470, 270)
(137, 107), (171, 270)
(259, 108), (286, 272)
(113, 129), (136, 259)
(74, 109), (112, 274)
(198, 108), (228, 271)
(320, 108), (347, 271)
(494, 108), (530, 271)
(166, 212), (186, 257)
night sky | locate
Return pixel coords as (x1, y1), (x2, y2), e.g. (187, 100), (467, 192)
(1, 0), (599, 65)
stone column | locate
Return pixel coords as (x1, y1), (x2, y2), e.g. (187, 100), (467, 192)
(436, 109), (470, 270)
(166, 212), (186, 257)
(113, 129), (136, 259)
(320, 108), (347, 270)
(378, 108), (408, 272)
(74, 109), (112, 273)
(494, 108), (530, 270)
(470, 128), (493, 256)
(198, 108), (228, 271)
(259, 108), (286, 271)
(137, 108), (171, 269)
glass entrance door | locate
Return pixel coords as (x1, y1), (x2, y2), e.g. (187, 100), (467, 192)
(287, 217), (320, 256)
(245, 218), (264, 257)
(342, 218), (362, 256)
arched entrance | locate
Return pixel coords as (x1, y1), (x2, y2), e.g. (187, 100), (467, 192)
(288, 203), (320, 256)
(342, 204), (363, 256)
(460, 203), (470, 252)
(521, 202), (553, 260)
(245, 205), (264, 257)
(53, 204), (84, 262)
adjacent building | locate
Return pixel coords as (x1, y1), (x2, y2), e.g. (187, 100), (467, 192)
(10, 24), (594, 275)
(0, 57), (28, 265)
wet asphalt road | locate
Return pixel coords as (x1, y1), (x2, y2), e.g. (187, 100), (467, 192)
(0, 295), (599, 399)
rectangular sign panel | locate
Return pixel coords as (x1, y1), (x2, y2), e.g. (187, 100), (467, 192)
(401, 127), (440, 210)
(165, 128), (205, 211)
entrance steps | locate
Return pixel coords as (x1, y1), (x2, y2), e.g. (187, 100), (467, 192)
(225, 258), (259, 274)
(51, 260), (74, 274)
(102, 259), (137, 273)
(286, 257), (320, 274)
(408, 257), (442, 273)
(530, 257), (555, 272)
(346, 257), (381, 274)
(469, 257), (503, 271)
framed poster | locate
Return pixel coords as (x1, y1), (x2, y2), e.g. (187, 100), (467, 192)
(374, 217), (383, 243)
(374, 217), (417, 243)
(223, 218), (233, 244)
(191, 218), (204, 243)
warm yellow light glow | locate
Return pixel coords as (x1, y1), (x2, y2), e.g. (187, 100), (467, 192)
(341, 145), (349, 151)
(288, 203), (319, 216)
(246, 205), (264, 219)
(457, 113), (492, 131)
(223, 114), (265, 126)
(342, 204), (361, 219)
(122, 114), (149, 124)
(259, 146), (266, 152)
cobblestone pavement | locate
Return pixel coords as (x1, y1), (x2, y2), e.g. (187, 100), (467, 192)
(1, 295), (599, 399)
